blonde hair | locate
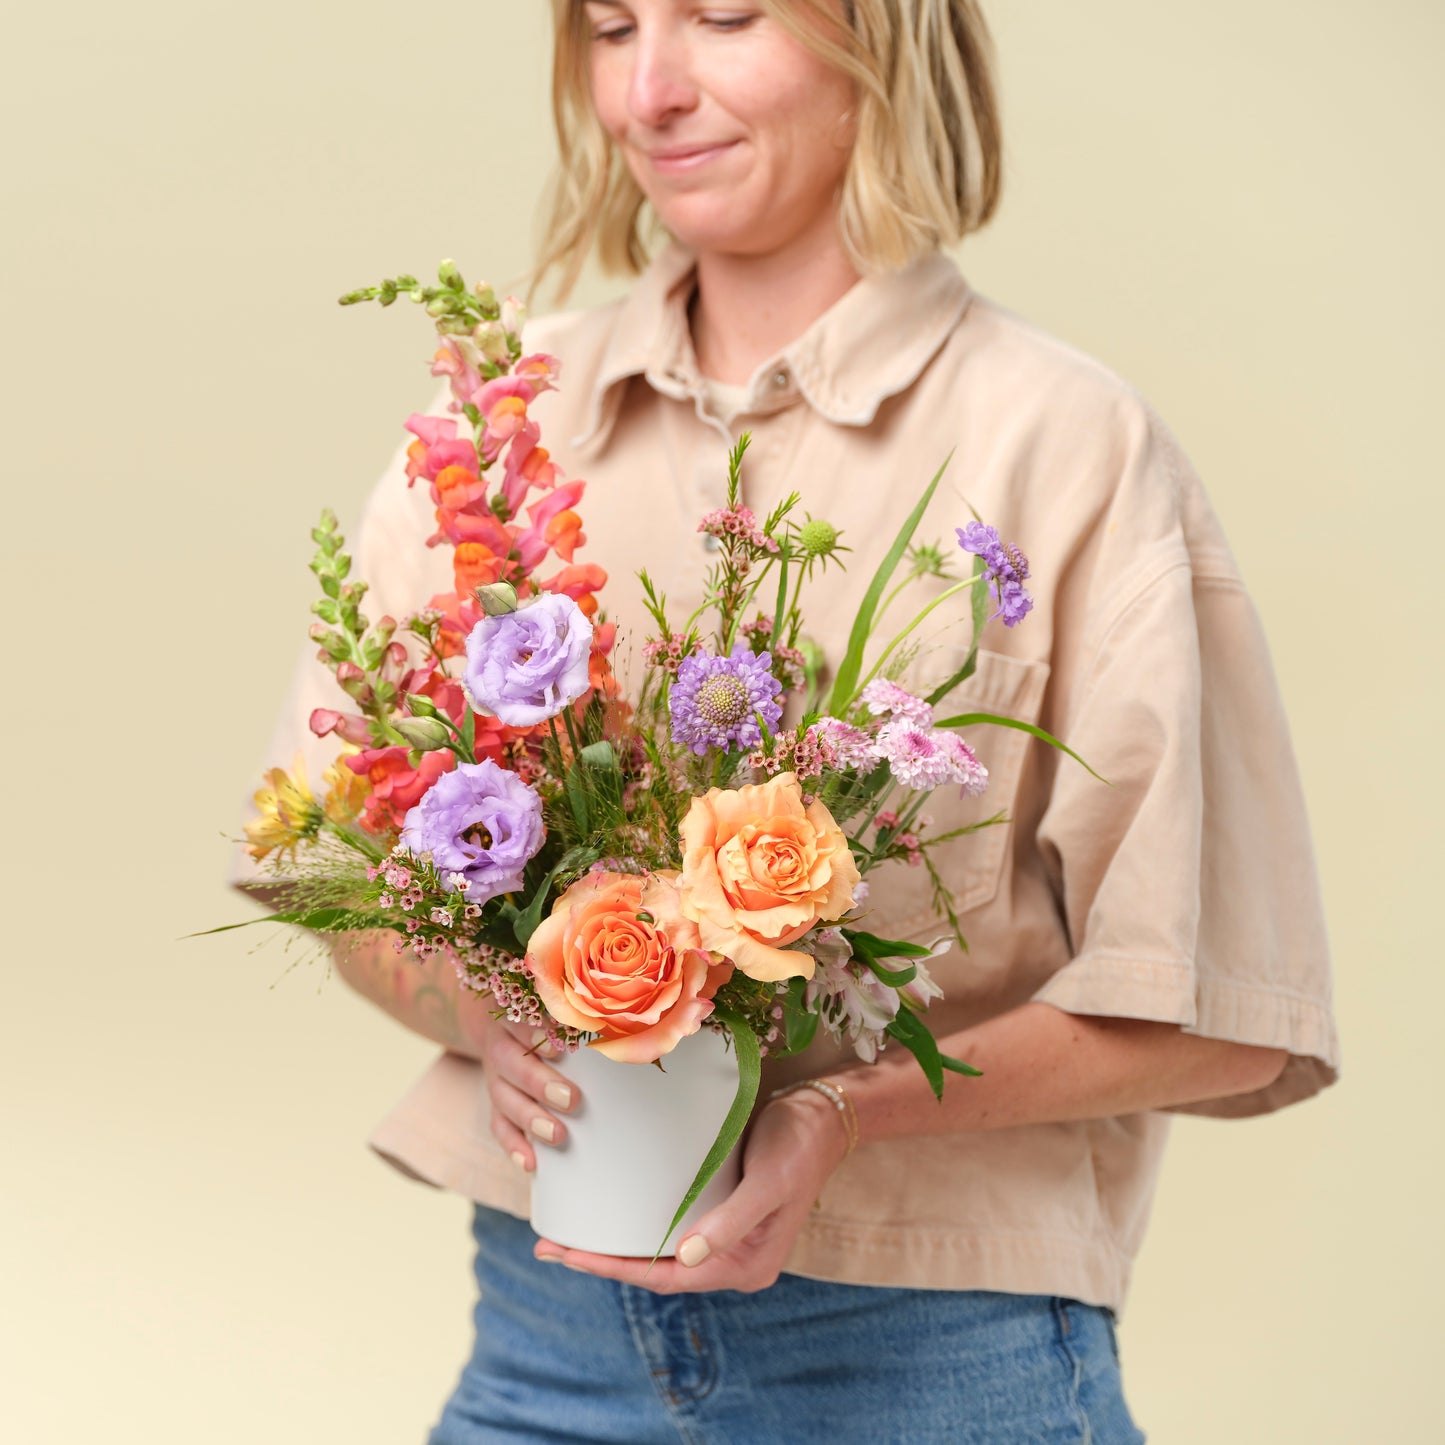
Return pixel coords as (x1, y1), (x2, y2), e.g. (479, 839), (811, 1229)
(530, 0), (1003, 304)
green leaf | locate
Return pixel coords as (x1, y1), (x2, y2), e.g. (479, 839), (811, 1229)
(460, 706), (476, 757)
(564, 760), (591, 835)
(933, 711), (1110, 784)
(774, 975), (819, 1057)
(185, 906), (363, 938)
(511, 871), (559, 951)
(647, 1007), (761, 1270)
(940, 1052), (984, 1078)
(845, 929), (935, 959)
(884, 1007), (945, 1100)
(823, 452), (953, 716)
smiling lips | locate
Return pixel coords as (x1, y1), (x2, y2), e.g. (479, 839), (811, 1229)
(645, 141), (738, 171)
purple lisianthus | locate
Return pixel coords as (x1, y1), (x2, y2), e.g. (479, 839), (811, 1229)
(955, 521), (1034, 627)
(670, 646), (784, 755)
(399, 760), (545, 905)
(463, 592), (593, 727)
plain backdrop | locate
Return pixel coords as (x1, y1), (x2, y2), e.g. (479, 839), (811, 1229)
(3, 2), (1440, 1440)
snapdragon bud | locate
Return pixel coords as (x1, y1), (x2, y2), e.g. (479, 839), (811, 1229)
(437, 258), (464, 291)
(473, 581), (519, 615)
(403, 693), (440, 719)
(501, 295), (527, 336)
(472, 280), (498, 314)
(473, 320), (509, 364)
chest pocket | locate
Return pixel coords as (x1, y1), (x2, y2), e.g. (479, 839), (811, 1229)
(937, 647), (1052, 914)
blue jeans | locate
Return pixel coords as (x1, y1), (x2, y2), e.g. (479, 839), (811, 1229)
(426, 1204), (1146, 1444)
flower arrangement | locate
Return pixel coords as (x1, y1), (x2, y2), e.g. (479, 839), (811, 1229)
(228, 260), (1093, 1261)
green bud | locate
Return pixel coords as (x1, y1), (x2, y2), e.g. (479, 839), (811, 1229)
(474, 581), (519, 616)
(395, 274), (419, 290)
(403, 692), (440, 719)
(798, 517), (840, 557)
(473, 320), (509, 364)
(425, 295), (451, 317)
(395, 717), (453, 750)
(436, 315), (473, 336)
(337, 288), (371, 306)
(472, 280), (498, 312)
(438, 258), (464, 291)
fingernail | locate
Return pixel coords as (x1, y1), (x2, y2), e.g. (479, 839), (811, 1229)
(678, 1235), (710, 1267)
(544, 1081), (572, 1109)
(537, 1254), (563, 1265)
(531, 1117), (557, 1143)
(510, 1150), (529, 1171)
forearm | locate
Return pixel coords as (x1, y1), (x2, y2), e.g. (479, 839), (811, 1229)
(833, 1001), (1289, 1146)
(325, 928), (493, 1062)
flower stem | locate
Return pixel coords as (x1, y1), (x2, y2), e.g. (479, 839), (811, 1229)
(855, 576), (984, 694)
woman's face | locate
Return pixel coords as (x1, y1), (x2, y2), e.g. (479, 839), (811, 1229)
(581, 1), (856, 261)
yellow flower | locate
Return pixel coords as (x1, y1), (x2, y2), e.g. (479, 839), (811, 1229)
(321, 753), (368, 827)
(244, 754), (324, 861)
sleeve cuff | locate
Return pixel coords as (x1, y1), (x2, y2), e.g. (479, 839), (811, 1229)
(1032, 951), (1341, 1119)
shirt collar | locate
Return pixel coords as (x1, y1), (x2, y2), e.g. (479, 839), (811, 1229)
(570, 240), (973, 454)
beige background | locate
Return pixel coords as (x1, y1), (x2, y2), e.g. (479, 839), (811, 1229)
(3, 1), (1439, 1439)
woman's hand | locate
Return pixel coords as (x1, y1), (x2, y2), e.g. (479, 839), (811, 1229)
(477, 1015), (581, 1173)
(532, 1086), (852, 1293)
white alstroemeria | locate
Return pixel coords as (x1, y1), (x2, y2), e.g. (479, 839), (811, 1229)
(898, 938), (952, 1012)
(803, 927), (900, 1062)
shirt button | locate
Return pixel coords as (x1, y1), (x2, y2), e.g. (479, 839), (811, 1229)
(771, 368), (790, 389)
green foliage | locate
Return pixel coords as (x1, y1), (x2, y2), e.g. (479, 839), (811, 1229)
(646, 1008), (761, 1270)
(823, 452), (953, 717)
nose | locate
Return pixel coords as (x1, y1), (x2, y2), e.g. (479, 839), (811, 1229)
(626, 26), (699, 128)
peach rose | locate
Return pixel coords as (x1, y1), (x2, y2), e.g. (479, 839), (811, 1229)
(677, 771), (861, 982)
(526, 870), (733, 1063)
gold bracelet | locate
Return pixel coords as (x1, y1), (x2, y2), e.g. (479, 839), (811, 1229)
(769, 1077), (859, 1156)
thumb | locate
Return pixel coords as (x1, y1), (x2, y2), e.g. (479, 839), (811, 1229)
(675, 1167), (784, 1267)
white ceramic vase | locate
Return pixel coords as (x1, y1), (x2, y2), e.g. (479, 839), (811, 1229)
(529, 1024), (744, 1257)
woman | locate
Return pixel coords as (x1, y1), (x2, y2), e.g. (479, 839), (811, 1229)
(239, 1), (1340, 1439)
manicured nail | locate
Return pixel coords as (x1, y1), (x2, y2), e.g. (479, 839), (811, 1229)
(510, 1150), (529, 1171)
(531, 1117), (557, 1143)
(678, 1235), (710, 1268)
(544, 1081), (572, 1109)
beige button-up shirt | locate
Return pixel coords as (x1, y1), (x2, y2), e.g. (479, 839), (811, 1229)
(235, 242), (1339, 1315)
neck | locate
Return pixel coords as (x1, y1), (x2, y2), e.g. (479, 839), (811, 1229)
(687, 217), (861, 385)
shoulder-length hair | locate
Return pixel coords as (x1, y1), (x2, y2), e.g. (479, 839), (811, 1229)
(531, 0), (1004, 304)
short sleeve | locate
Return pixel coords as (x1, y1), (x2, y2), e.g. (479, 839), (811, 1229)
(226, 381), (455, 895)
(1032, 503), (1340, 1119)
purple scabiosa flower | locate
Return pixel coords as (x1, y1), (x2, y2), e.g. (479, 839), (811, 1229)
(860, 678), (934, 727)
(876, 720), (955, 790)
(399, 760), (545, 905)
(812, 716), (882, 773)
(463, 591), (593, 727)
(669, 646), (784, 755)
(955, 521), (1034, 627)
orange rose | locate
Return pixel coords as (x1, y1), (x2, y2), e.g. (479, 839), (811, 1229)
(526, 871), (733, 1063)
(677, 771), (860, 982)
